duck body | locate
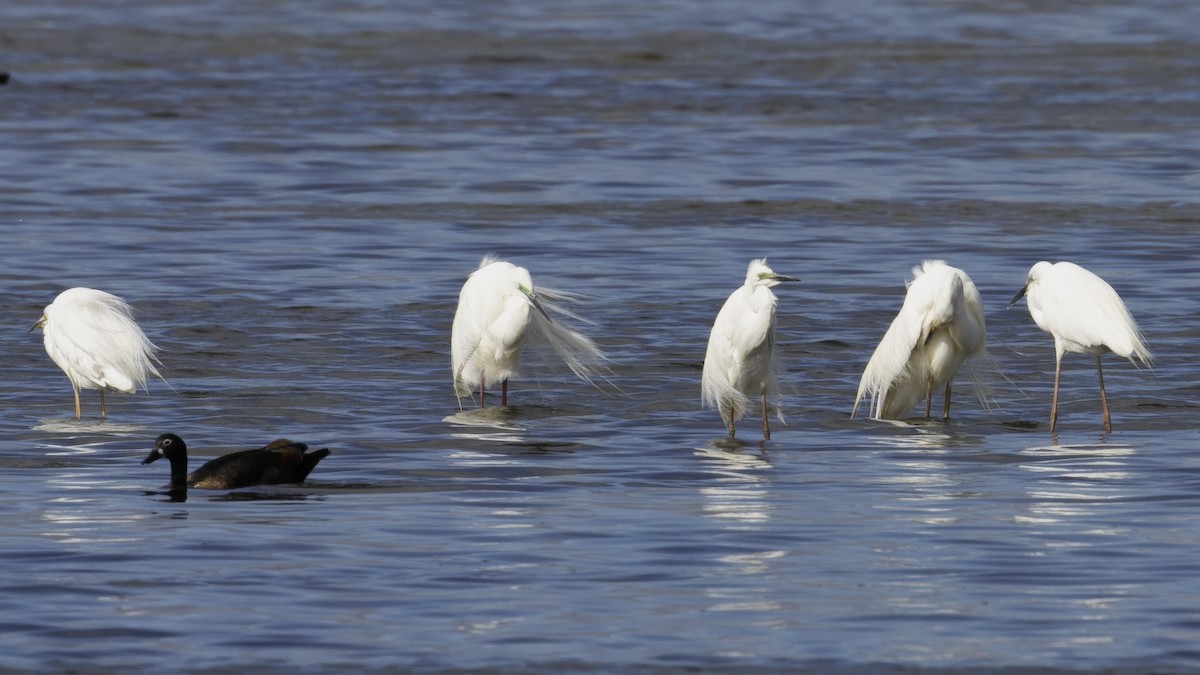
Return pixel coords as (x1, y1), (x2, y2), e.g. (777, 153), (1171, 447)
(142, 433), (329, 489)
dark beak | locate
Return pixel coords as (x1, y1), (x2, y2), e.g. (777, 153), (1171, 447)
(525, 290), (554, 323)
(1007, 284), (1028, 309)
(29, 317), (45, 333)
(774, 275), (800, 283)
(142, 449), (162, 465)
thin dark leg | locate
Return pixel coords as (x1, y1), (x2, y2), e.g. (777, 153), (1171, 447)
(99, 389), (107, 419)
(760, 393), (770, 440)
(479, 374), (486, 409)
(942, 383), (952, 420)
(724, 404), (736, 439)
(1096, 355), (1111, 434)
(924, 381), (933, 420)
(1049, 355), (1062, 433)
(501, 378), (509, 407)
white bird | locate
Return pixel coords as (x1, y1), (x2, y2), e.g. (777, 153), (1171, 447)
(853, 260), (988, 421)
(32, 287), (164, 419)
(1010, 260), (1151, 433)
(701, 259), (798, 440)
(451, 255), (604, 408)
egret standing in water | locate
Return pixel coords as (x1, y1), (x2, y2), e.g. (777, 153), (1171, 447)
(854, 260), (987, 421)
(701, 258), (798, 440)
(451, 254), (604, 408)
(1010, 261), (1151, 433)
(33, 287), (164, 419)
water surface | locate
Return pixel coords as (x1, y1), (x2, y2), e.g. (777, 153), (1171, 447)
(2, 1), (1199, 672)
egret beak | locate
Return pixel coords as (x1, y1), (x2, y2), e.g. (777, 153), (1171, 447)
(1007, 284), (1028, 309)
(29, 316), (46, 332)
(519, 284), (554, 322)
(772, 274), (800, 283)
(142, 449), (163, 465)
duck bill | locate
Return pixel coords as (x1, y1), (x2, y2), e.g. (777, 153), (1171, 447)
(142, 449), (162, 465)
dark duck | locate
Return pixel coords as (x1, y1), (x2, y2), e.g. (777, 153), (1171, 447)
(142, 433), (330, 489)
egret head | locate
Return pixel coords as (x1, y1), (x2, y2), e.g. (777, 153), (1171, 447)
(746, 258), (799, 288)
(1009, 260), (1052, 308)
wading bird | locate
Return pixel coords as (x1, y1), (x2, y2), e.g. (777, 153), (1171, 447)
(854, 260), (987, 421)
(1010, 261), (1151, 433)
(451, 255), (604, 408)
(32, 287), (164, 419)
(701, 259), (798, 440)
(142, 433), (330, 490)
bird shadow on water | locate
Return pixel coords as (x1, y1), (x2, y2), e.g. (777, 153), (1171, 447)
(443, 406), (525, 432)
(141, 486), (326, 503)
(32, 417), (145, 435)
(857, 416), (992, 451)
(693, 437), (772, 468)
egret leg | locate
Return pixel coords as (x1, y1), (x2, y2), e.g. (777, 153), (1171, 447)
(924, 380), (933, 420)
(1049, 354), (1062, 433)
(942, 383), (952, 421)
(478, 374), (486, 409)
(99, 389), (107, 419)
(760, 393), (770, 440)
(501, 379), (509, 407)
(1096, 355), (1112, 434)
(72, 386), (82, 421)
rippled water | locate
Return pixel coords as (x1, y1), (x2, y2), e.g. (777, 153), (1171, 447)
(3, 1), (1200, 672)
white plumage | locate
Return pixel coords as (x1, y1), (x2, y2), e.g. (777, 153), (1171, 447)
(853, 260), (987, 420)
(33, 287), (164, 419)
(701, 258), (797, 440)
(1010, 260), (1151, 433)
(451, 254), (604, 407)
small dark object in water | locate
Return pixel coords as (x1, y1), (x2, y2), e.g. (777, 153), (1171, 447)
(142, 433), (330, 489)
(0, 72), (9, 85)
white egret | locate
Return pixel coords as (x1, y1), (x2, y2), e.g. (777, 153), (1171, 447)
(32, 287), (164, 419)
(853, 260), (987, 421)
(701, 258), (798, 440)
(1009, 261), (1151, 433)
(451, 254), (604, 408)
(143, 433), (330, 490)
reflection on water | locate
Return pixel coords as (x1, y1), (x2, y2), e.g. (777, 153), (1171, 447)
(445, 408), (530, 445)
(693, 441), (773, 527)
(1017, 442), (1137, 530)
(693, 442), (785, 614)
(32, 419), (147, 436)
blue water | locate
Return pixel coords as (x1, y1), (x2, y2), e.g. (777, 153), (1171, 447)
(2, 1), (1199, 672)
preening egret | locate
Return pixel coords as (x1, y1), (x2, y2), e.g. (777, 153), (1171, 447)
(701, 258), (798, 440)
(1010, 260), (1151, 433)
(32, 287), (164, 419)
(853, 260), (987, 421)
(451, 255), (604, 408)
(142, 433), (330, 489)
